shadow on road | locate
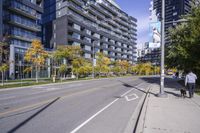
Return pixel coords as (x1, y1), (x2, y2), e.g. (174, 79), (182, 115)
(139, 76), (186, 98)
(7, 97), (60, 133)
(139, 76), (183, 89)
(118, 80), (147, 94)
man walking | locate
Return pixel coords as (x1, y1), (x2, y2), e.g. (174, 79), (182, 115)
(185, 70), (197, 98)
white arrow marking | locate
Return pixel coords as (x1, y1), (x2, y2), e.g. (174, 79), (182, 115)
(125, 93), (139, 102)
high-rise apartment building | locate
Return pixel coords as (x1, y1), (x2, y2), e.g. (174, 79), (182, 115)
(137, 42), (160, 65)
(43, 0), (137, 64)
(0, 0), (43, 78)
(152, 0), (193, 41)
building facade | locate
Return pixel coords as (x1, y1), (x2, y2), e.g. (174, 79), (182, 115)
(43, 0), (137, 64)
(152, 0), (193, 42)
(0, 0), (44, 79)
(137, 42), (160, 66)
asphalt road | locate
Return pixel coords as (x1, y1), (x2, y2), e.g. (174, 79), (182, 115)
(0, 76), (156, 133)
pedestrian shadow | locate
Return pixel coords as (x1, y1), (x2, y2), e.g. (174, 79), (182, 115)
(7, 97), (60, 133)
(164, 91), (181, 97)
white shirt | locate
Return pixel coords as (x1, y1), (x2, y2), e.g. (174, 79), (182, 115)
(185, 72), (197, 86)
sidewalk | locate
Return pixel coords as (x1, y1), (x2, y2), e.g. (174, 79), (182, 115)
(137, 79), (200, 133)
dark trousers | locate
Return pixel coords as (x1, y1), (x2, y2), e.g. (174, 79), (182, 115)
(187, 83), (195, 97)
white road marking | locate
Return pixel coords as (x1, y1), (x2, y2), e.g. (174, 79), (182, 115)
(125, 93), (139, 102)
(31, 86), (45, 89)
(46, 88), (61, 91)
(70, 82), (145, 133)
(70, 98), (119, 133)
(0, 96), (16, 101)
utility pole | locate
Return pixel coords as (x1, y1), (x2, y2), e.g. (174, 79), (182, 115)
(158, 0), (167, 97)
(92, 41), (95, 79)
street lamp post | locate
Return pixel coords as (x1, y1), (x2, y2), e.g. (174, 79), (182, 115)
(92, 40), (98, 79)
(157, 0), (167, 97)
(92, 41), (95, 79)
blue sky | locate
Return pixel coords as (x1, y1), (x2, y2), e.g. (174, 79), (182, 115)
(115, 0), (150, 48)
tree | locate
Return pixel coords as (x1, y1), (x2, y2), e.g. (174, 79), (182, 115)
(58, 64), (68, 80)
(53, 45), (82, 77)
(166, 4), (200, 84)
(53, 45), (82, 63)
(0, 64), (9, 86)
(24, 40), (48, 83)
(95, 52), (111, 76)
(72, 57), (92, 79)
(0, 42), (9, 65)
(23, 67), (32, 78)
(131, 63), (154, 75)
(0, 36), (10, 80)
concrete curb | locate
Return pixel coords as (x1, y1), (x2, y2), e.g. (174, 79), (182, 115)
(123, 85), (151, 133)
(135, 87), (152, 133)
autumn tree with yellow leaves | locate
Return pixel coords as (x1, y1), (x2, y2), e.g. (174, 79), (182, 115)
(24, 40), (48, 83)
(95, 52), (111, 77)
(72, 57), (92, 79)
(52, 45), (82, 77)
(0, 64), (9, 86)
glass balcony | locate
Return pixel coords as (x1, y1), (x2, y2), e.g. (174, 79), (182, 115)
(88, 7), (105, 19)
(119, 12), (129, 22)
(99, 0), (118, 15)
(68, 11), (99, 30)
(120, 26), (128, 32)
(68, 2), (83, 12)
(6, 1), (39, 20)
(92, 3), (113, 18)
(99, 21), (112, 30)
(5, 15), (41, 32)
(71, 0), (84, 6)
(114, 17), (130, 28)
(106, 18), (119, 27)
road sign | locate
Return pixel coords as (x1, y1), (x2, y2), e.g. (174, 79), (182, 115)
(149, 21), (161, 48)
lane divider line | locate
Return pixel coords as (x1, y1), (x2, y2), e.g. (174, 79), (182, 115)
(70, 82), (145, 133)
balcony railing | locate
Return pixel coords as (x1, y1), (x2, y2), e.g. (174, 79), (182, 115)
(5, 16), (41, 32)
(92, 3), (113, 18)
(114, 17), (130, 28)
(71, 0), (84, 6)
(106, 18), (119, 27)
(99, 0), (118, 15)
(88, 7), (105, 19)
(5, 1), (40, 20)
(68, 11), (99, 30)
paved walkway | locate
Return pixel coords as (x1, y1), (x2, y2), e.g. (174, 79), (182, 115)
(137, 79), (200, 133)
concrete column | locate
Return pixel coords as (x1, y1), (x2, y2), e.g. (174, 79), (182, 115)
(0, 0), (3, 40)
(63, 59), (66, 64)
(47, 58), (51, 78)
(9, 45), (15, 79)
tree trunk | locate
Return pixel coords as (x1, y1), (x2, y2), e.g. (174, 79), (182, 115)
(1, 71), (4, 86)
(36, 66), (38, 83)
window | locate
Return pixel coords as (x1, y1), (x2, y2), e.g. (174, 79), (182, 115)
(85, 45), (91, 51)
(94, 33), (100, 39)
(84, 37), (91, 43)
(72, 42), (81, 46)
(85, 53), (91, 58)
(73, 24), (81, 31)
(72, 33), (80, 39)
(85, 29), (91, 35)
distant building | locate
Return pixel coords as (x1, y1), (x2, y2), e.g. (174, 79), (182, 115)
(137, 42), (160, 66)
(0, 0), (43, 79)
(42, 0), (137, 64)
(152, 0), (194, 43)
